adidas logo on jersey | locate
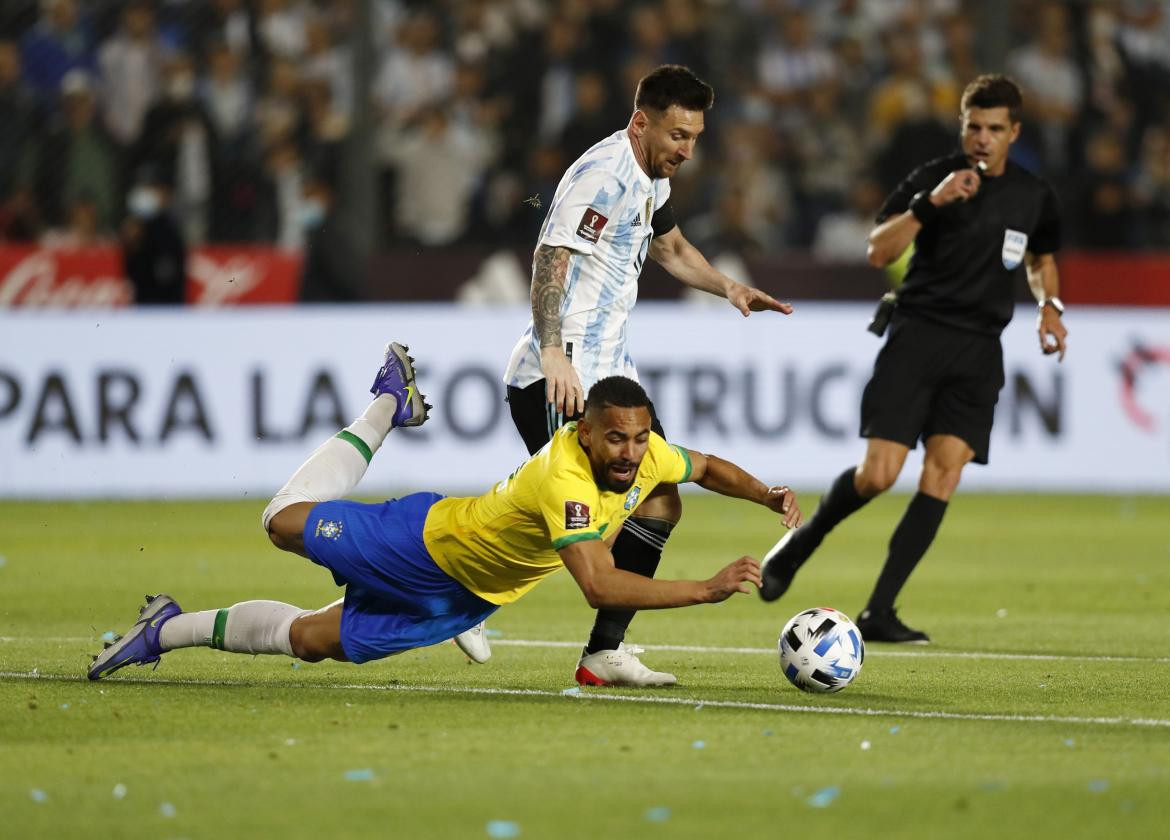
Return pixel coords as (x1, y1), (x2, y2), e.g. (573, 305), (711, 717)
(631, 214), (642, 227)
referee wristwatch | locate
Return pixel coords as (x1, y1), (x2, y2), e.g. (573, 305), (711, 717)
(1040, 297), (1065, 316)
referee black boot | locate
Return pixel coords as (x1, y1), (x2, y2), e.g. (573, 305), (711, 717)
(759, 528), (817, 602)
(856, 607), (930, 645)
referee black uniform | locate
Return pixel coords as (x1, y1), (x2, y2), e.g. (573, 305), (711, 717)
(758, 74), (1067, 643)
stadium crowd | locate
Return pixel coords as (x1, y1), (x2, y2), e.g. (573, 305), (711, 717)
(0, 0), (1168, 261)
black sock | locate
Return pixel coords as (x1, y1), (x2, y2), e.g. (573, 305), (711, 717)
(584, 516), (674, 655)
(783, 467), (871, 565)
(866, 492), (948, 612)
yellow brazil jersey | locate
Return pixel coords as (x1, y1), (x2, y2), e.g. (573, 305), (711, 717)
(422, 423), (692, 605)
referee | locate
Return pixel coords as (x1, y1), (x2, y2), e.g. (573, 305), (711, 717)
(759, 75), (1068, 643)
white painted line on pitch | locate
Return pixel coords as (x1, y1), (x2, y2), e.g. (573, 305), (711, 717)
(1, 670), (1167, 729)
(4, 635), (1170, 665)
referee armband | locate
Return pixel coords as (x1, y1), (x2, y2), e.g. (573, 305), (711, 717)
(651, 198), (676, 236)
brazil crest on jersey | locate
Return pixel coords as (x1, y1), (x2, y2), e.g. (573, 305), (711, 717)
(422, 423), (691, 605)
(504, 130), (672, 391)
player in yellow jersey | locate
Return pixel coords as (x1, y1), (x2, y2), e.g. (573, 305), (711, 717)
(89, 343), (801, 681)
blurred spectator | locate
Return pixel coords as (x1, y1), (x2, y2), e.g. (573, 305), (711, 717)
(253, 56), (301, 149)
(1074, 128), (1137, 248)
(257, 136), (304, 249)
(122, 173), (187, 304)
(0, 39), (37, 202)
(135, 53), (217, 245)
(1008, 2), (1083, 170)
(257, 0), (307, 60)
(812, 176), (886, 262)
(299, 172), (360, 302)
(303, 14), (352, 118)
(788, 80), (865, 241)
(684, 184), (770, 259)
(98, 0), (162, 148)
(532, 14), (582, 143)
(18, 0), (94, 103)
(300, 76), (347, 183)
(201, 42), (252, 152)
(559, 70), (621, 162)
(40, 193), (112, 249)
(0, 187), (41, 241)
(757, 7), (836, 109)
(23, 70), (117, 232)
(373, 11), (453, 130)
(1133, 117), (1170, 246)
(867, 29), (956, 147)
(383, 107), (495, 248)
(188, 0), (253, 61)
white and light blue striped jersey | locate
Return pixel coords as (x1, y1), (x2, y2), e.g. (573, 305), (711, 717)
(504, 130), (671, 390)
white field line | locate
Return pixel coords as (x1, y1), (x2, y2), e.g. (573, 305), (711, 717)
(3, 635), (1170, 665)
(1, 670), (1168, 729)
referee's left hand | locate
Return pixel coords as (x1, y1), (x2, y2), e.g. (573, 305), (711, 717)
(1038, 308), (1067, 361)
(728, 282), (794, 317)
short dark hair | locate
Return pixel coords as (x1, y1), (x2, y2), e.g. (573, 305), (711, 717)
(634, 64), (714, 113)
(585, 376), (651, 414)
(960, 74), (1023, 123)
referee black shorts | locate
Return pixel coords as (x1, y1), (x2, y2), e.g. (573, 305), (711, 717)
(859, 313), (1005, 464)
(506, 378), (667, 456)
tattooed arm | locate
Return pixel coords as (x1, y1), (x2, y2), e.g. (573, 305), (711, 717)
(531, 244), (584, 415)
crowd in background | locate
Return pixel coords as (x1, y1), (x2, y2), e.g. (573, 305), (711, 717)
(1, 0), (1168, 267)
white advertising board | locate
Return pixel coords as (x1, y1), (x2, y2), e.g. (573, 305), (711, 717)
(1, 304), (1168, 497)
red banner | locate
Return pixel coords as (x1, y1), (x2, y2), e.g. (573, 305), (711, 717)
(0, 246), (302, 306)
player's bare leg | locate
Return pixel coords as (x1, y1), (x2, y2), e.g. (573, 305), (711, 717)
(289, 601), (348, 662)
(761, 438), (910, 602)
(859, 434), (974, 644)
(574, 482), (682, 687)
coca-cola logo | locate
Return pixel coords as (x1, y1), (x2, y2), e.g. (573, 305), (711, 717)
(0, 250), (132, 307)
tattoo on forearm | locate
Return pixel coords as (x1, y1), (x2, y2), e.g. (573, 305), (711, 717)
(531, 245), (570, 348)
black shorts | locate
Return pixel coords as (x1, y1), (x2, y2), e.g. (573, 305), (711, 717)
(506, 378), (666, 456)
(860, 313), (1004, 464)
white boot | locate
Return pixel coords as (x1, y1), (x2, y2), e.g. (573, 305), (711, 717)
(452, 622), (491, 663)
(574, 642), (677, 687)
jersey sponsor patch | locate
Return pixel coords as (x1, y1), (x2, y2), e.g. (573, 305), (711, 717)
(1002, 228), (1028, 270)
(576, 208), (609, 243)
(564, 500), (591, 529)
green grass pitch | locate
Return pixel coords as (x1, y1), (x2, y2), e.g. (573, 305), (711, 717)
(2, 492), (1169, 839)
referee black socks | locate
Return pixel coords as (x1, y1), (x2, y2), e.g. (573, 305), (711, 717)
(866, 491), (948, 612)
(584, 516), (675, 655)
(787, 467), (872, 563)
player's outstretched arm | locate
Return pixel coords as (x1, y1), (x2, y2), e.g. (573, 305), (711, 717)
(684, 449), (803, 529)
(531, 243), (585, 414)
(648, 227), (793, 316)
(559, 538), (761, 609)
(1025, 251), (1067, 362)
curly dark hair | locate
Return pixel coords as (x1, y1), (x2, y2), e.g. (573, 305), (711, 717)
(960, 74), (1024, 123)
(634, 64), (714, 113)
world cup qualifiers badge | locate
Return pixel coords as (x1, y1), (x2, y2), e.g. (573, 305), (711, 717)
(624, 485), (642, 511)
(314, 519), (343, 540)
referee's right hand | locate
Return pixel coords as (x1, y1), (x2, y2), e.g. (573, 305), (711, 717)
(540, 346), (585, 416)
(931, 169), (982, 205)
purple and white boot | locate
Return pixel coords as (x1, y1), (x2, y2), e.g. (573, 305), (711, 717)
(88, 594), (181, 680)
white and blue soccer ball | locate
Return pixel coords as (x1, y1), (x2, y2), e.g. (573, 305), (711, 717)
(778, 607), (865, 694)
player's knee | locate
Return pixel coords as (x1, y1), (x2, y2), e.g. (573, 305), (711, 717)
(289, 617), (344, 663)
(265, 503), (310, 553)
(856, 463), (897, 496)
(920, 462), (963, 500)
(639, 483), (682, 523)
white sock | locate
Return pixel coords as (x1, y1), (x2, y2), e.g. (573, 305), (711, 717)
(261, 394), (397, 530)
(159, 601), (308, 656)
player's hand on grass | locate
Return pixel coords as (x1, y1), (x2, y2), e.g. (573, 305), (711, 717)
(931, 169), (981, 205)
(704, 555), (762, 602)
(1037, 308), (1067, 361)
(727, 282), (794, 317)
(540, 345), (585, 415)
(763, 485), (803, 529)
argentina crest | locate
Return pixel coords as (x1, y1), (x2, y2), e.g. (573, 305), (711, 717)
(624, 485), (642, 511)
(1001, 228), (1028, 269)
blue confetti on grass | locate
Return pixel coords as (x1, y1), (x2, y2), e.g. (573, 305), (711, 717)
(0, 555), (7, 568)
(344, 769), (375, 782)
(889, 726), (901, 734)
(484, 629), (504, 638)
(112, 783), (127, 800)
(762, 729), (774, 737)
(692, 740), (706, 750)
(561, 687), (581, 696)
(807, 786), (840, 808)
(291, 662), (300, 669)
(694, 703), (704, 711)
(159, 802), (176, 818)
(486, 820), (520, 838)
(644, 806), (671, 822)
(1088, 780), (1109, 793)
(1064, 738), (1075, 748)
(101, 631), (116, 643)
(29, 789), (48, 803)
(59, 703), (69, 710)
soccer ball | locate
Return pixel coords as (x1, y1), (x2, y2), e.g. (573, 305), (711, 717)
(778, 607), (865, 694)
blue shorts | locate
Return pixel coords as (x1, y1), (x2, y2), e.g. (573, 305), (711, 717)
(303, 492), (499, 664)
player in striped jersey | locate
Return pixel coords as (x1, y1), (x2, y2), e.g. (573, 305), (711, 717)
(486, 65), (795, 686)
